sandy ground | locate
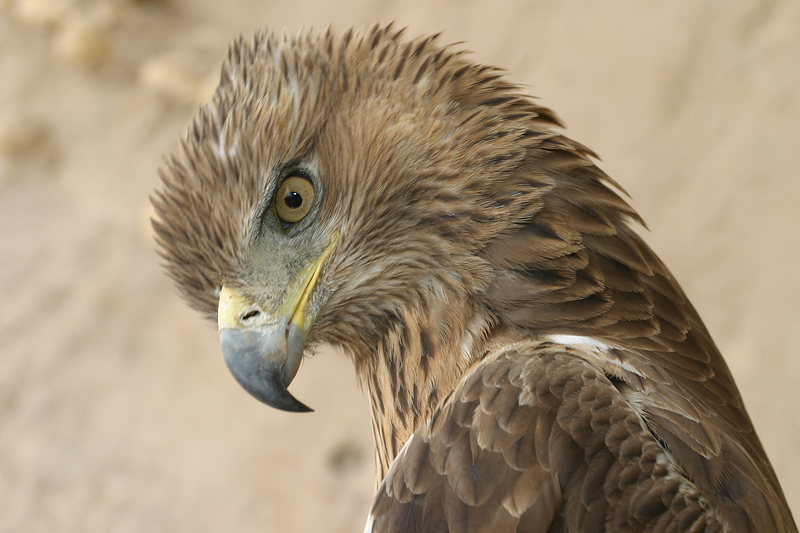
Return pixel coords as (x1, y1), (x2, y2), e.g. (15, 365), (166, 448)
(1, 0), (798, 531)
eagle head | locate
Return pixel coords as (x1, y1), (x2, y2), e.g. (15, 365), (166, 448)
(151, 25), (634, 412)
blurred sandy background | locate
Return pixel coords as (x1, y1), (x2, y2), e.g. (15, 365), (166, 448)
(1, 0), (798, 531)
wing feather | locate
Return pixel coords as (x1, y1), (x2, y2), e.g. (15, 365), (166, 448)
(366, 341), (761, 532)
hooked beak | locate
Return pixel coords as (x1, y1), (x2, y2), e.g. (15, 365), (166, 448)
(217, 238), (337, 413)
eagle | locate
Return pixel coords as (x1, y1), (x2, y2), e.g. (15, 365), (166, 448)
(151, 25), (797, 532)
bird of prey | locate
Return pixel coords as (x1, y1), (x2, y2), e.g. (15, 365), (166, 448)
(152, 25), (797, 532)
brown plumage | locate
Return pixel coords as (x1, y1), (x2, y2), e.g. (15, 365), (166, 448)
(152, 25), (797, 532)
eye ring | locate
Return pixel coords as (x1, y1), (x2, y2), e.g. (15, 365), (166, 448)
(274, 174), (315, 225)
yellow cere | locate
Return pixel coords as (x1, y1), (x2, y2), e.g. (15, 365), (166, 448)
(282, 233), (340, 331)
(217, 286), (259, 331)
(217, 234), (339, 332)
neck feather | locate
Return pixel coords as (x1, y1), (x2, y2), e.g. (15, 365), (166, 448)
(356, 297), (495, 480)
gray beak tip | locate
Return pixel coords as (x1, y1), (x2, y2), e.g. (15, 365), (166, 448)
(220, 327), (313, 413)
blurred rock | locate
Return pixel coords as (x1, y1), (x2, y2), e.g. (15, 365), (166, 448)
(138, 48), (218, 104)
(326, 440), (366, 477)
(14, 0), (77, 27)
(53, 17), (112, 67)
(0, 109), (48, 157)
(52, 7), (116, 67)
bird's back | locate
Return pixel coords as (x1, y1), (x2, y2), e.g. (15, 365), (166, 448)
(369, 339), (797, 531)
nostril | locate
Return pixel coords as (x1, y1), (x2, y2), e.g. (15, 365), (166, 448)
(241, 309), (261, 322)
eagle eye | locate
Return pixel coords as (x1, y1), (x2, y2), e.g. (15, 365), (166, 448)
(275, 174), (315, 225)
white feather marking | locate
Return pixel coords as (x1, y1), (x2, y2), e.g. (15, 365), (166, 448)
(605, 356), (646, 378)
(546, 335), (647, 378)
(459, 312), (489, 366)
(396, 433), (414, 458)
(227, 133), (239, 159)
(213, 120), (239, 161)
(362, 512), (374, 533)
(545, 334), (611, 351)
(213, 137), (226, 161)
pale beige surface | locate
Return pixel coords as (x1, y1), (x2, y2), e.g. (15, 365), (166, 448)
(1, 1), (798, 531)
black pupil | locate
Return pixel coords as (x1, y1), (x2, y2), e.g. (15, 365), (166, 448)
(284, 191), (303, 209)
